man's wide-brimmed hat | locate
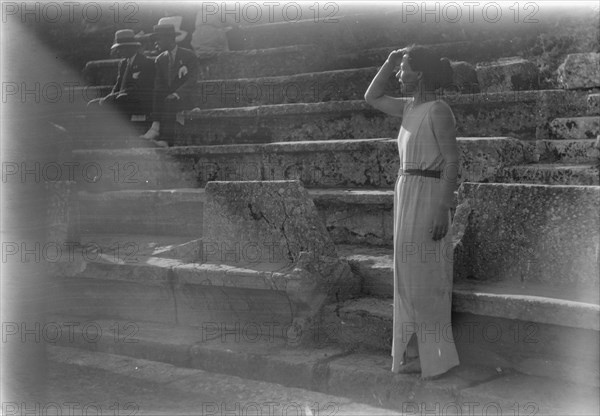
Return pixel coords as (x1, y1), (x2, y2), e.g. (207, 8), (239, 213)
(111, 29), (141, 50)
(151, 16), (187, 43)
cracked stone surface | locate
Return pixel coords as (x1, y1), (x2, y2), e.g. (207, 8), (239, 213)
(203, 180), (358, 329)
(203, 180), (337, 265)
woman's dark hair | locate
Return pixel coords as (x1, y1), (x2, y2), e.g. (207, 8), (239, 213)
(404, 45), (454, 91)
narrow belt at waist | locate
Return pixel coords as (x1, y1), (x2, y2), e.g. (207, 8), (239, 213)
(399, 169), (442, 179)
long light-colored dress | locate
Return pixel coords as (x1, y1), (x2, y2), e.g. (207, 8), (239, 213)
(391, 99), (460, 378)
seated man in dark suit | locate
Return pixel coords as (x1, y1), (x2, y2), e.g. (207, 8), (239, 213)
(140, 23), (198, 147)
(88, 29), (155, 121)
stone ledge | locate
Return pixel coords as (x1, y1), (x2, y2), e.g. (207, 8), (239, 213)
(453, 286), (600, 331)
(229, 7), (562, 52)
(77, 188), (395, 246)
(46, 344), (402, 415)
(75, 137), (524, 189)
(496, 163), (599, 185)
(47, 323), (600, 413)
(550, 116), (600, 140)
(195, 67), (380, 108)
(63, 253), (291, 292)
(533, 139), (600, 163)
(61, 90), (589, 145)
(177, 90), (589, 144)
(185, 90), (588, 119)
(320, 295), (599, 387)
(81, 38), (538, 88)
(336, 245), (599, 330)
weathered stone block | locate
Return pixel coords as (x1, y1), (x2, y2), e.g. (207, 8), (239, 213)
(534, 139), (600, 163)
(558, 53), (600, 89)
(203, 180), (337, 264)
(203, 180), (358, 338)
(550, 117), (600, 140)
(454, 183), (599, 288)
(476, 57), (539, 93)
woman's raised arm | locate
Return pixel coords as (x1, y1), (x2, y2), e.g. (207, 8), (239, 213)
(364, 49), (407, 117)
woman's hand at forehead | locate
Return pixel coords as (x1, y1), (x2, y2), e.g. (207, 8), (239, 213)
(387, 48), (409, 67)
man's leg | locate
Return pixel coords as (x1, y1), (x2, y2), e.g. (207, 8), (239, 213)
(87, 95), (120, 139)
(141, 91), (164, 141)
(159, 98), (180, 146)
(142, 96), (179, 146)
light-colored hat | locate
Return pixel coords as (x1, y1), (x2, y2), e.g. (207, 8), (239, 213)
(111, 29), (141, 50)
(155, 16), (187, 43)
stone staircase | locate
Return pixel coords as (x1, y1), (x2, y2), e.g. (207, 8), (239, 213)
(50, 4), (599, 413)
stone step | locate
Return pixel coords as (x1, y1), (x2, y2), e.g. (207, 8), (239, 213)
(194, 59), (487, 109)
(64, 90), (588, 147)
(332, 39), (540, 76)
(43, 346), (401, 415)
(85, 58), (536, 111)
(46, 324), (600, 414)
(79, 190), (206, 236)
(195, 67), (380, 109)
(532, 139), (600, 163)
(71, 148), (197, 192)
(550, 116), (600, 140)
(320, 295), (600, 388)
(73, 137), (526, 191)
(82, 37), (553, 89)
(177, 90), (588, 145)
(77, 188), (395, 246)
(228, 7), (571, 52)
(49, 223), (359, 332)
(84, 40), (490, 86)
(59, 180), (362, 338)
(496, 163), (599, 185)
(336, 245), (600, 311)
(50, 252), (295, 327)
(85, 45), (333, 85)
(49, 230), (351, 331)
(78, 167), (599, 247)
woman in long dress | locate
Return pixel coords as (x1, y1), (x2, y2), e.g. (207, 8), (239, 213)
(365, 46), (460, 379)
